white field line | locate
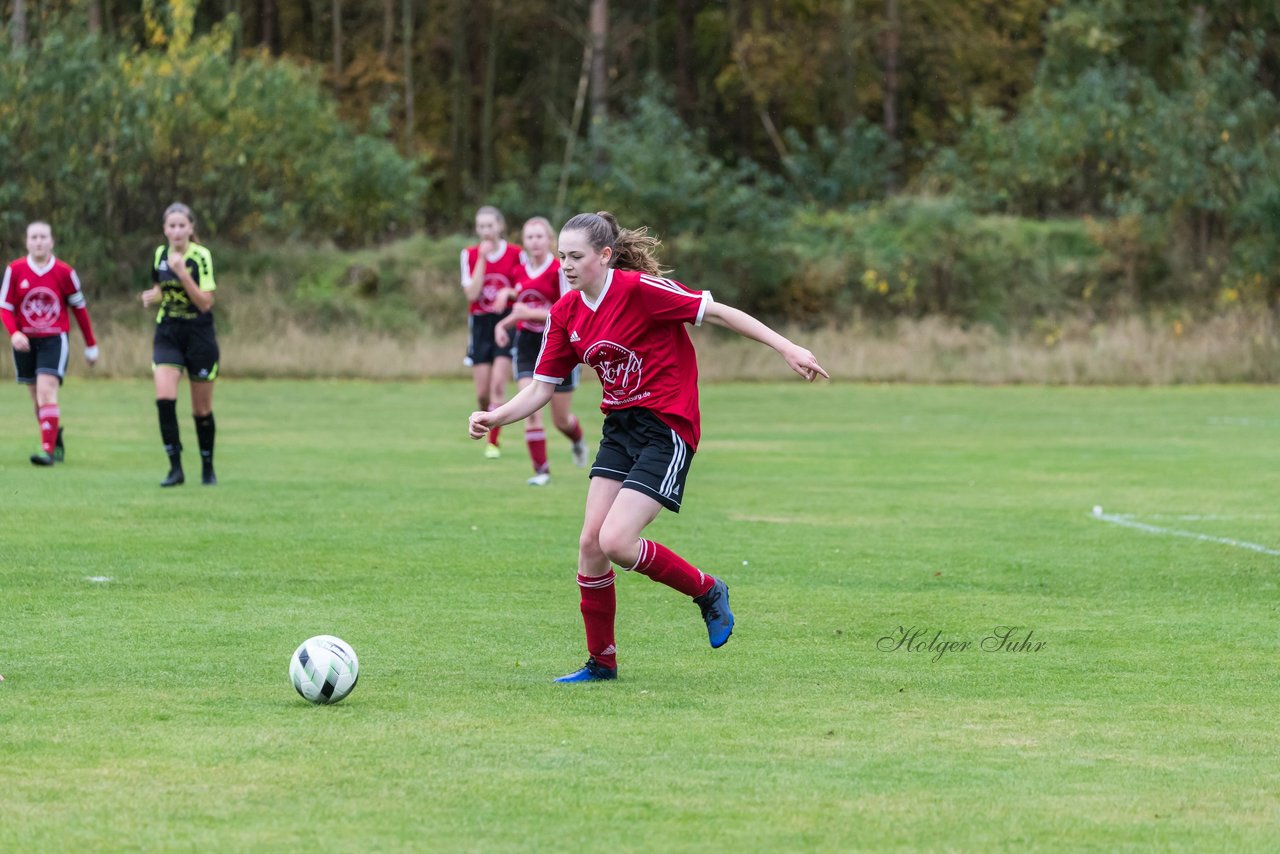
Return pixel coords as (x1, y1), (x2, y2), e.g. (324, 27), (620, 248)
(1091, 512), (1280, 557)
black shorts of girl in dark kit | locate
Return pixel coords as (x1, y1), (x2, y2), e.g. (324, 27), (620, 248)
(514, 328), (579, 392)
(590, 407), (694, 513)
(467, 313), (513, 365)
(153, 322), (220, 381)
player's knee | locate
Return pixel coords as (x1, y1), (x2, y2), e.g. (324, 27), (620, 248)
(579, 529), (606, 563)
(596, 527), (638, 567)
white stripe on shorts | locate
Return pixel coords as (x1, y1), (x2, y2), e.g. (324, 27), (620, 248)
(57, 332), (69, 376)
(659, 429), (687, 498)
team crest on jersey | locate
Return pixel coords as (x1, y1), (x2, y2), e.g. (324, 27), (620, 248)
(20, 285), (61, 329)
(585, 340), (643, 403)
(478, 274), (509, 313)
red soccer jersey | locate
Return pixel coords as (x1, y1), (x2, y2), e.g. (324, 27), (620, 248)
(460, 240), (525, 316)
(0, 255), (96, 344)
(534, 268), (711, 450)
(511, 256), (563, 334)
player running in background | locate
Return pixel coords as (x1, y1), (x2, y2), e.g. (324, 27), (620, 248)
(461, 205), (523, 459)
(494, 216), (589, 486)
(140, 203), (219, 487)
(469, 211), (828, 682)
(2, 221), (100, 466)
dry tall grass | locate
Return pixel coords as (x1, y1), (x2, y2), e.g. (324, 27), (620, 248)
(3, 304), (1276, 385)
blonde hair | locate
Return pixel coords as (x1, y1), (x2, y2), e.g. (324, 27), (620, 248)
(560, 211), (668, 275)
(523, 216), (556, 251)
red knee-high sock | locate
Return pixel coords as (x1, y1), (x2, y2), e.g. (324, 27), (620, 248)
(578, 570), (617, 668)
(488, 406), (501, 446)
(38, 405), (60, 454)
(559, 414), (583, 444)
(629, 539), (714, 598)
(525, 428), (548, 474)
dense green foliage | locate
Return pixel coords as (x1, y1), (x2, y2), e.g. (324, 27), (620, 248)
(1, 1), (1277, 326)
(3, 380), (1280, 848)
(0, 21), (425, 291)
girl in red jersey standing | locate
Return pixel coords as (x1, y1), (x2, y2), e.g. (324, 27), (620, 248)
(469, 211), (828, 682)
(1, 221), (99, 466)
(494, 217), (589, 486)
(461, 205), (524, 459)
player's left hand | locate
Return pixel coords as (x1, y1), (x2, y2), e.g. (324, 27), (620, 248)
(783, 345), (829, 382)
(85, 345), (100, 365)
(169, 250), (185, 268)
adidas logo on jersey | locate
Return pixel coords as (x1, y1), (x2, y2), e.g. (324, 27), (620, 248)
(569, 331), (581, 342)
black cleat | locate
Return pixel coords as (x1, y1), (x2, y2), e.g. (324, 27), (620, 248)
(30, 452), (56, 467)
(53, 427), (65, 462)
(160, 468), (185, 487)
(202, 467), (217, 486)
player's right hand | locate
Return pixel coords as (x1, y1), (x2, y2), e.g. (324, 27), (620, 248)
(141, 287), (160, 307)
(468, 411), (493, 440)
(10, 331), (30, 352)
(494, 325), (510, 348)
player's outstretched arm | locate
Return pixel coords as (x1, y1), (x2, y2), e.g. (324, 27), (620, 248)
(468, 379), (556, 439)
(703, 301), (829, 382)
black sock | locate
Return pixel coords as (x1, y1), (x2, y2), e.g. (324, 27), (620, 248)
(195, 413), (215, 471)
(157, 399), (182, 469)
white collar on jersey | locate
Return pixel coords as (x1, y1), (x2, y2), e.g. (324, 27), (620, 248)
(581, 268), (615, 312)
(25, 256), (57, 276)
(524, 254), (553, 279)
(485, 240), (509, 263)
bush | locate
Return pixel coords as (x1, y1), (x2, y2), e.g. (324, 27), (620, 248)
(0, 21), (426, 294)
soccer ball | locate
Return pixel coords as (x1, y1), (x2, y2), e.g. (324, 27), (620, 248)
(289, 635), (359, 704)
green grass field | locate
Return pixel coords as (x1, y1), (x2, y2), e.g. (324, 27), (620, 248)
(2, 379), (1278, 850)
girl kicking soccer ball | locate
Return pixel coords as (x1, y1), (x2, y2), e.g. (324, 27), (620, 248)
(469, 211), (828, 682)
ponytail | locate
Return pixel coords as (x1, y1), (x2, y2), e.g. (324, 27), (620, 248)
(561, 211), (668, 275)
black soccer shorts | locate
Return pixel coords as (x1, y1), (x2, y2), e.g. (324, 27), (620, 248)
(14, 333), (68, 384)
(153, 321), (220, 381)
(590, 408), (694, 513)
(467, 313), (513, 365)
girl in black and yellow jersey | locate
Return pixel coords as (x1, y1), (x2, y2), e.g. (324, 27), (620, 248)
(140, 203), (219, 487)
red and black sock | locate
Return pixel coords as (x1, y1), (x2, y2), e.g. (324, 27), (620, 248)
(629, 539), (714, 598)
(37, 404), (59, 454)
(526, 428), (548, 474)
(578, 571), (617, 669)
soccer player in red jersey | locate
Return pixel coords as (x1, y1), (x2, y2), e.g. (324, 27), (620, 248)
(469, 211), (828, 682)
(2, 221), (100, 466)
(461, 206), (524, 459)
(494, 217), (589, 486)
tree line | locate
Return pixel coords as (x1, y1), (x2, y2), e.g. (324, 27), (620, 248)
(3, 0), (1278, 324)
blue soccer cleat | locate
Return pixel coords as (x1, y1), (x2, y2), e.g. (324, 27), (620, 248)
(554, 657), (617, 683)
(693, 577), (734, 648)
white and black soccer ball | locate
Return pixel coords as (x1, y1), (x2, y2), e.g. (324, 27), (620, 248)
(289, 635), (359, 704)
